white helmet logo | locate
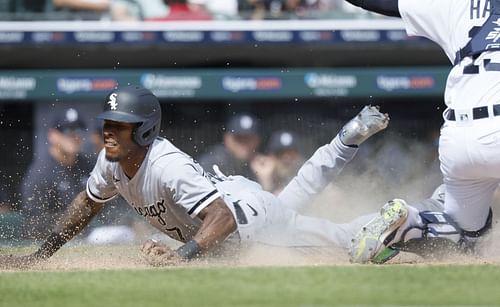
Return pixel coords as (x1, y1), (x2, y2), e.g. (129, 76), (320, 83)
(107, 93), (118, 110)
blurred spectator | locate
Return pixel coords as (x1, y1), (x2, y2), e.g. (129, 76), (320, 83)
(52, 0), (110, 12)
(266, 0), (310, 19)
(146, 0), (212, 21)
(190, 0), (238, 19)
(15, 0), (48, 13)
(50, 0), (112, 20)
(252, 130), (305, 194)
(304, 0), (345, 11)
(0, 180), (23, 241)
(238, 0), (266, 20)
(20, 108), (93, 240)
(111, 0), (167, 21)
(198, 113), (261, 180)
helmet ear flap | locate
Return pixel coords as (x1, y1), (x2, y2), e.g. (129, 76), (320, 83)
(131, 124), (140, 146)
(134, 119), (160, 146)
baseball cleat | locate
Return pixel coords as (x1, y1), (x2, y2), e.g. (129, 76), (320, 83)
(349, 198), (408, 264)
(339, 105), (389, 146)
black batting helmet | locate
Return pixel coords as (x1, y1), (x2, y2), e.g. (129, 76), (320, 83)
(97, 85), (161, 146)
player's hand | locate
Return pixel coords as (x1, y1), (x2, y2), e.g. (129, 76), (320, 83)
(140, 239), (184, 267)
(0, 254), (42, 270)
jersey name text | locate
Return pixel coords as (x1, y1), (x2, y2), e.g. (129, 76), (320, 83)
(471, 0), (491, 20)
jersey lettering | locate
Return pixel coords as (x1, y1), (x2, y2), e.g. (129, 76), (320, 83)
(471, 0), (491, 20)
(462, 23), (500, 74)
(134, 199), (168, 225)
(165, 227), (186, 242)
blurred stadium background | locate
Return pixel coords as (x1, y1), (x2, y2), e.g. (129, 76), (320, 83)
(0, 0), (449, 240)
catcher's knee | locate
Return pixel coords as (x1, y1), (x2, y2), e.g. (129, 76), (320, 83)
(394, 209), (492, 258)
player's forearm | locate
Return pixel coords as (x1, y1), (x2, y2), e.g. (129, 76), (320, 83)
(33, 191), (103, 259)
(344, 0), (401, 17)
(191, 198), (237, 252)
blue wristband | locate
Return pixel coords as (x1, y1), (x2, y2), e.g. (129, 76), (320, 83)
(176, 240), (201, 260)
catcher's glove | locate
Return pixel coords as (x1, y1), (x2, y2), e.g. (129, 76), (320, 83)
(140, 239), (184, 267)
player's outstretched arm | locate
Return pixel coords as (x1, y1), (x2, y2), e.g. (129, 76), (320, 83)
(0, 191), (103, 269)
(344, 0), (401, 17)
(192, 198), (237, 252)
(141, 197), (237, 266)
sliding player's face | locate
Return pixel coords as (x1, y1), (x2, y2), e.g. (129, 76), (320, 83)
(102, 120), (141, 162)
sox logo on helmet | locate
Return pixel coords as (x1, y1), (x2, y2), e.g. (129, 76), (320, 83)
(97, 86), (161, 146)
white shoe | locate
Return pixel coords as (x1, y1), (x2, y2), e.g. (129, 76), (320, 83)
(349, 199), (408, 264)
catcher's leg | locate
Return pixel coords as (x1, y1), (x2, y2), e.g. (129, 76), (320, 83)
(349, 185), (446, 264)
(349, 196), (487, 264)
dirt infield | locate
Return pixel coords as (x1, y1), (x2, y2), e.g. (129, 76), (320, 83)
(3, 173), (500, 272)
(3, 230), (500, 272)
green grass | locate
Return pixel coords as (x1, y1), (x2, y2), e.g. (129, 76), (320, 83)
(1, 265), (499, 306)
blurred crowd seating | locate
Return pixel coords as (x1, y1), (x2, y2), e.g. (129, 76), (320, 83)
(0, 0), (372, 21)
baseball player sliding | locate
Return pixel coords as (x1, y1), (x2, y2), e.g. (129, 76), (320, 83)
(346, 0), (500, 263)
(0, 86), (389, 268)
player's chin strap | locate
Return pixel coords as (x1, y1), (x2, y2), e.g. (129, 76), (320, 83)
(392, 209), (492, 259)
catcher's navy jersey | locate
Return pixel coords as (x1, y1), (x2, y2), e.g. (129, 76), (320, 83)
(86, 137), (221, 242)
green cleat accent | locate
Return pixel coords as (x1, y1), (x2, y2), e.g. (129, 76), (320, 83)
(372, 247), (399, 264)
(349, 199), (408, 264)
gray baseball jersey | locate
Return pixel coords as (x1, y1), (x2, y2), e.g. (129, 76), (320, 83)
(87, 135), (371, 248)
(87, 137), (221, 242)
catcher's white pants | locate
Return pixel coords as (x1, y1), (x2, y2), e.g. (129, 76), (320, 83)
(438, 116), (500, 232)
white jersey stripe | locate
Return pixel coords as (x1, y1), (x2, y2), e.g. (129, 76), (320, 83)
(188, 189), (221, 218)
(86, 181), (117, 203)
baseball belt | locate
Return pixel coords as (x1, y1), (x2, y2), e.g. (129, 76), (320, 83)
(445, 104), (500, 121)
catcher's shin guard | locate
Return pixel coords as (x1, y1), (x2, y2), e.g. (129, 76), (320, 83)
(394, 209), (492, 259)
(349, 199), (408, 264)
